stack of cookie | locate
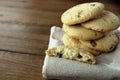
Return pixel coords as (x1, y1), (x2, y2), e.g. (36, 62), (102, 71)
(61, 2), (120, 56)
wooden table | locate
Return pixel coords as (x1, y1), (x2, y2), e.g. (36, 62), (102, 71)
(0, 0), (119, 80)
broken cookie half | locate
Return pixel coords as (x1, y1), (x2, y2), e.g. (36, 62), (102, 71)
(45, 46), (96, 64)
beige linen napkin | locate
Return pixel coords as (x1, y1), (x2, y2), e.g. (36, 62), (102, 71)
(42, 26), (120, 80)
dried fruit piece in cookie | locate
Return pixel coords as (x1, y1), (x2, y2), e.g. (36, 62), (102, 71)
(45, 46), (96, 64)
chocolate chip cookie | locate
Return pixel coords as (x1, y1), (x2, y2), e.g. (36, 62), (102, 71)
(82, 11), (120, 32)
(61, 2), (104, 25)
(80, 32), (119, 52)
(62, 24), (104, 40)
(62, 33), (101, 56)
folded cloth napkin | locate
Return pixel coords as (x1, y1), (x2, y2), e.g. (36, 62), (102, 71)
(42, 26), (120, 80)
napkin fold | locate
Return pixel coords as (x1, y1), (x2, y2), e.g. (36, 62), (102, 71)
(42, 26), (120, 80)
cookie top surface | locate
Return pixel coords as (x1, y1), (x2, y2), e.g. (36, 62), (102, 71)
(61, 2), (104, 25)
(62, 24), (104, 40)
(80, 32), (119, 52)
(82, 11), (120, 32)
(62, 33), (101, 56)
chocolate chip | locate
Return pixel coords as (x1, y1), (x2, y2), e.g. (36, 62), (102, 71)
(109, 44), (115, 50)
(90, 40), (97, 47)
(103, 13), (106, 15)
(108, 45), (117, 52)
(57, 52), (62, 58)
(77, 15), (80, 18)
(111, 21), (114, 23)
(87, 59), (92, 63)
(77, 54), (82, 58)
(77, 11), (82, 18)
(95, 32), (97, 36)
(101, 29), (104, 32)
(77, 12), (81, 17)
(90, 4), (95, 6)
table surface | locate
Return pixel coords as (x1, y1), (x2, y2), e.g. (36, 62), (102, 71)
(0, 0), (119, 80)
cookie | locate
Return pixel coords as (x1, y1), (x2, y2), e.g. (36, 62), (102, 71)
(62, 34), (101, 56)
(80, 32), (119, 52)
(61, 2), (104, 25)
(82, 11), (120, 32)
(46, 46), (96, 64)
(62, 24), (104, 40)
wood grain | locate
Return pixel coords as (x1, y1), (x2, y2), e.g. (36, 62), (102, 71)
(0, 51), (44, 80)
(0, 0), (119, 80)
(0, 7), (62, 26)
(0, 22), (49, 55)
